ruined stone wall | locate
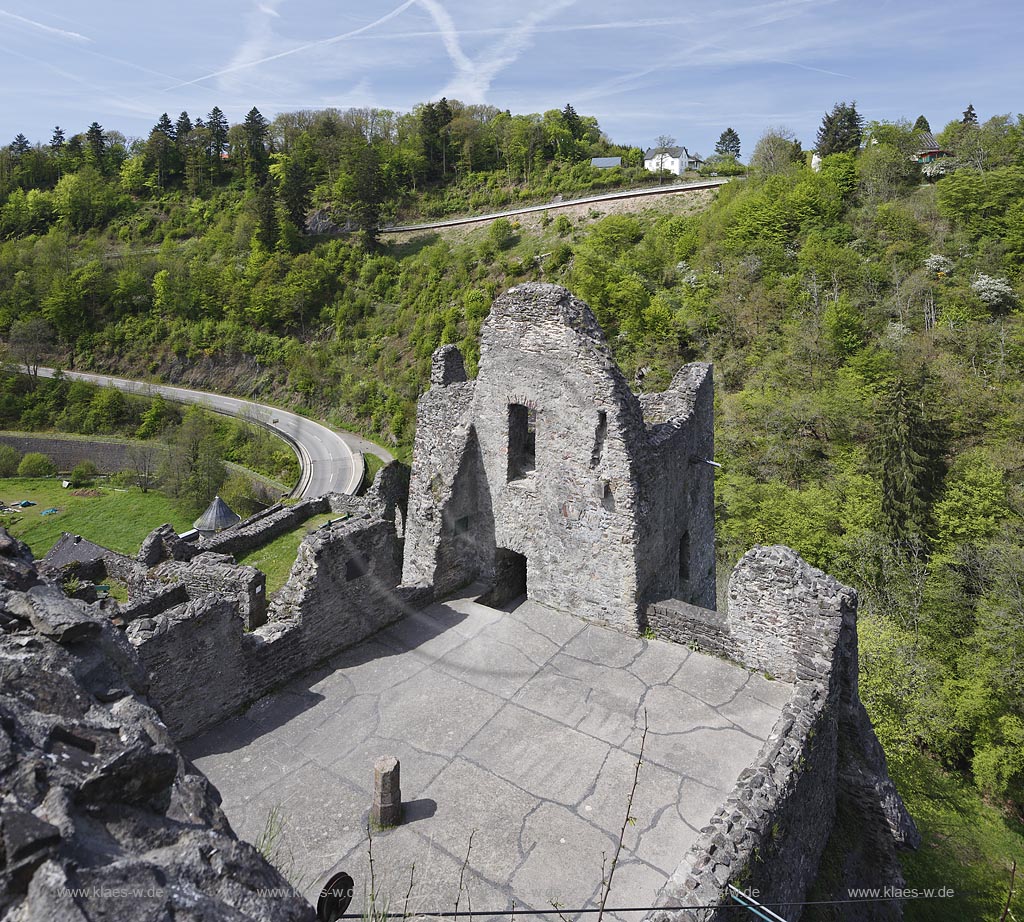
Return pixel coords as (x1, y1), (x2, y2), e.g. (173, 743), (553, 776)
(648, 547), (917, 922)
(127, 487), (409, 739)
(635, 363), (716, 610)
(197, 494), (333, 557)
(402, 284), (715, 631)
(0, 530), (316, 921)
(154, 554), (268, 629)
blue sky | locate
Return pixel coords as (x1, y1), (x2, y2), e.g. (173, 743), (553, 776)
(1, 0), (1021, 158)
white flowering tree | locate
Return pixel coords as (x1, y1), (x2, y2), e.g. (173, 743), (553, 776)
(971, 273), (1016, 310)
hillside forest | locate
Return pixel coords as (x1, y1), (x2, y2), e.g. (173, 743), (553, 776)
(2, 99), (1024, 917)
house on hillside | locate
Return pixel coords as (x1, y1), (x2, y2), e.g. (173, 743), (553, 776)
(590, 156), (622, 169)
(643, 146), (704, 175)
(913, 131), (950, 164)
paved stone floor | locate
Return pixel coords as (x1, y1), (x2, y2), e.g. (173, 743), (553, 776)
(183, 590), (790, 920)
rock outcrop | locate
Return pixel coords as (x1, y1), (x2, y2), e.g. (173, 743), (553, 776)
(0, 529), (315, 921)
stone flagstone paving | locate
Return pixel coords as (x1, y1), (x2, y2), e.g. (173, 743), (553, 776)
(183, 589), (790, 921)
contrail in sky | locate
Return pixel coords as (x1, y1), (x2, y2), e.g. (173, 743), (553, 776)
(163, 0), (419, 91)
(0, 9), (91, 42)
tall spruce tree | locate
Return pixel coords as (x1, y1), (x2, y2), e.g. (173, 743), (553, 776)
(815, 101), (864, 156)
(962, 103), (978, 125)
(242, 107), (270, 183)
(715, 127), (741, 158)
(874, 377), (945, 546)
(913, 114), (931, 133)
(85, 122), (106, 172)
(561, 103), (582, 140)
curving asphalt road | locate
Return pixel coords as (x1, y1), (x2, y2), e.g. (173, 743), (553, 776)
(35, 368), (393, 498)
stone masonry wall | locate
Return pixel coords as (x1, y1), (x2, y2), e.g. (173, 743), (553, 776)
(154, 554), (268, 629)
(402, 284), (716, 631)
(647, 547), (918, 922)
(0, 434), (163, 473)
(127, 476), (409, 739)
(197, 494), (334, 557)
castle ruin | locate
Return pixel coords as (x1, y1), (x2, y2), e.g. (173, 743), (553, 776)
(0, 283), (918, 922)
(402, 283), (716, 629)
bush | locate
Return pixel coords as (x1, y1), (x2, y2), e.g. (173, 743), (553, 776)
(489, 218), (515, 250)
(0, 445), (20, 477)
(17, 452), (56, 477)
(70, 460), (99, 487)
(553, 214), (572, 236)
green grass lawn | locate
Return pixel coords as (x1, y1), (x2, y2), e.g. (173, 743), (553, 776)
(237, 512), (339, 593)
(0, 478), (191, 559)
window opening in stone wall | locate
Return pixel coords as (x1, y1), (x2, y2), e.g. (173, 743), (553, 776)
(591, 410), (607, 467)
(601, 481), (616, 512)
(678, 532), (690, 585)
(507, 403), (537, 481)
(345, 555), (369, 581)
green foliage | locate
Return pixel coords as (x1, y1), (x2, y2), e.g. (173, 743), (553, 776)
(816, 101), (865, 156)
(872, 377), (945, 546)
(17, 452), (55, 477)
(715, 128), (741, 158)
(70, 459), (98, 487)
(158, 407), (226, 513)
(0, 445), (19, 476)
(488, 217), (516, 250)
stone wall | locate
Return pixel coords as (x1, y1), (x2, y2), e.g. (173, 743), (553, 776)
(402, 283), (715, 632)
(197, 495), (332, 557)
(154, 554), (268, 630)
(126, 474), (410, 739)
(0, 433), (159, 473)
(0, 529), (316, 921)
(647, 547), (918, 922)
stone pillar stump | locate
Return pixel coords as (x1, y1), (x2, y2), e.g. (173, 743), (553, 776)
(372, 756), (402, 827)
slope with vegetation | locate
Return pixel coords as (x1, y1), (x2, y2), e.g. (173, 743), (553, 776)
(2, 98), (1024, 915)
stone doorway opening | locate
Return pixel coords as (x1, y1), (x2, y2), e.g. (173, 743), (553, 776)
(479, 548), (527, 608)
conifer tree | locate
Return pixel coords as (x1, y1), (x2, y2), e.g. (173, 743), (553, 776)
(85, 122), (106, 172)
(242, 107), (270, 183)
(962, 103), (978, 125)
(874, 377), (945, 546)
(715, 127), (741, 158)
(561, 103), (582, 140)
(913, 114), (931, 133)
(816, 101), (864, 156)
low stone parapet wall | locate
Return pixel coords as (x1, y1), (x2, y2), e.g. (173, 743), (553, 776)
(127, 477), (410, 740)
(645, 597), (735, 660)
(154, 554), (268, 629)
(198, 495), (331, 557)
(647, 547), (918, 922)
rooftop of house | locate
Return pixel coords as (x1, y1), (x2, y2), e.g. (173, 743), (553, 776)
(41, 531), (115, 569)
(643, 146), (703, 161)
